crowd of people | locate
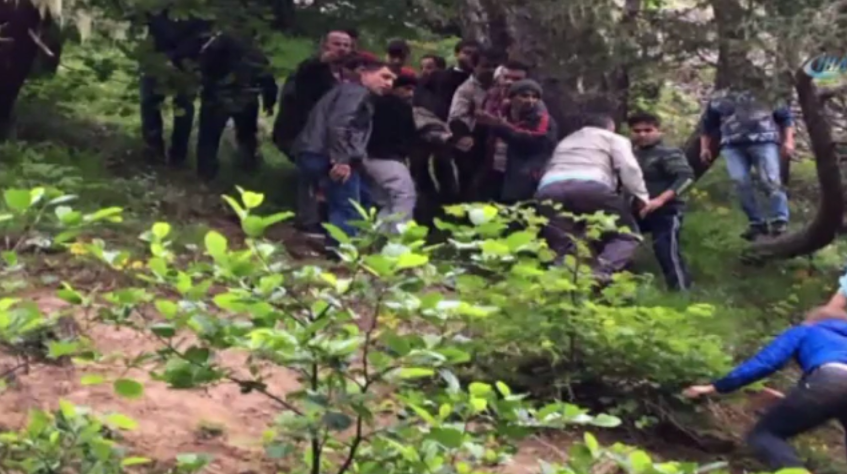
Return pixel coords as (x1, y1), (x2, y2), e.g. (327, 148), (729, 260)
(132, 12), (847, 473)
(138, 13), (799, 292)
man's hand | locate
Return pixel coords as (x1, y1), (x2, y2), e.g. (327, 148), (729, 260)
(639, 198), (665, 218)
(700, 148), (713, 164)
(682, 384), (716, 399)
(475, 111), (502, 126)
(455, 136), (474, 152)
(781, 140), (795, 159)
(329, 163), (351, 182)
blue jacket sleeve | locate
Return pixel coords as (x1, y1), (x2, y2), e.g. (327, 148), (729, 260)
(712, 326), (806, 393)
(701, 105), (722, 135)
(772, 106), (794, 129)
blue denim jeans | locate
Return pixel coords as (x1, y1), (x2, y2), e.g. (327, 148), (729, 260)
(723, 142), (789, 226)
(296, 152), (371, 244)
(746, 365), (847, 469)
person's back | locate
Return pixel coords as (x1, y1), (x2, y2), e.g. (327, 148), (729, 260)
(545, 126), (632, 192)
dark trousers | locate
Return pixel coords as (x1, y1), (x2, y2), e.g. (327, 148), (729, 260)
(637, 209), (691, 291)
(410, 151), (462, 226)
(296, 152), (372, 245)
(139, 73), (195, 162)
(535, 180), (640, 276)
(747, 365), (847, 469)
(196, 94), (260, 180)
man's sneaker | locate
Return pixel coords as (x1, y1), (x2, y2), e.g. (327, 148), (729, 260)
(296, 224), (325, 240)
(770, 220), (788, 236)
(741, 224), (768, 242)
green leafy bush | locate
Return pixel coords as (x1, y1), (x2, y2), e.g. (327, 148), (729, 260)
(0, 186), (798, 473)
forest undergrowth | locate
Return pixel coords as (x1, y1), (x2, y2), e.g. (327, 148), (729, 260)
(0, 38), (844, 474)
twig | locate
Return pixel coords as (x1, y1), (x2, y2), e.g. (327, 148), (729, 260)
(27, 29), (53, 57)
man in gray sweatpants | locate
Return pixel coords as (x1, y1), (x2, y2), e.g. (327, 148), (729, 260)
(536, 113), (659, 282)
(362, 72), (419, 232)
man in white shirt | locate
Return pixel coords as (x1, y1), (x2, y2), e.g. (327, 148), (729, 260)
(535, 113), (660, 282)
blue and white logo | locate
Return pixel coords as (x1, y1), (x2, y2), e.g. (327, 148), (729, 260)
(803, 53), (847, 79)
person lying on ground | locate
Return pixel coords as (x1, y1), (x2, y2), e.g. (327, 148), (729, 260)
(683, 306), (847, 472)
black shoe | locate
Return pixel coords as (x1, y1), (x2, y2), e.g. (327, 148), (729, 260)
(741, 224), (768, 241)
(770, 220), (788, 236)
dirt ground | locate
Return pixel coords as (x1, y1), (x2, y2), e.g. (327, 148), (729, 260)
(0, 292), (583, 474)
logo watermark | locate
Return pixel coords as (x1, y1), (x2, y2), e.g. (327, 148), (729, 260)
(803, 53), (847, 79)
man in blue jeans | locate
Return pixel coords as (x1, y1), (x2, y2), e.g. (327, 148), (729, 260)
(700, 89), (795, 241)
(292, 58), (396, 251)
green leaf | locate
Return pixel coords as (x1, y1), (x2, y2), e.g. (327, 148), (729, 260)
(241, 190), (265, 209)
(469, 382), (493, 397)
(150, 322), (176, 338)
(121, 457), (152, 466)
(242, 215), (266, 238)
(430, 427), (464, 448)
(113, 378), (144, 399)
(4, 189), (32, 212)
(321, 411), (353, 431)
(363, 254), (395, 276)
(590, 414), (621, 428)
(222, 195), (246, 219)
(495, 381), (512, 397)
(323, 223), (351, 244)
(628, 451), (652, 473)
(47, 341), (80, 359)
(204, 231), (228, 259)
(396, 253), (428, 270)
(84, 206), (123, 223)
(504, 231), (535, 251)
(105, 413), (139, 430)
(398, 367), (435, 379)
(262, 212), (293, 228)
(152, 222), (171, 239)
(80, 374), (106, 386)
(154, 299), (179, 319)
(55, 206), (82, 226)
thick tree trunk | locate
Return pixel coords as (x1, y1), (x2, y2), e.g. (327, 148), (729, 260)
(0, 0), (44, 141)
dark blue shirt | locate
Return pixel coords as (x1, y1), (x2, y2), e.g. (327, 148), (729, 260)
(702, 91), (793, 147)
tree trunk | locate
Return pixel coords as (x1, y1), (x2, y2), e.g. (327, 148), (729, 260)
(0, 0), (44, 141)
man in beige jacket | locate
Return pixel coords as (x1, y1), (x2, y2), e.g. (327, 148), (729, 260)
(535, 113), (661, 282)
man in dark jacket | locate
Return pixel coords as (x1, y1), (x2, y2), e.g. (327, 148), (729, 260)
(362, 70), (418, 232)
(273, 29), (353, 237)
(292, 59), (396, 248)
(628, 111), (695, 291)
(140, 9), (211, 165)
(196, 32), (277, 181)
(476, 79), (557, 204)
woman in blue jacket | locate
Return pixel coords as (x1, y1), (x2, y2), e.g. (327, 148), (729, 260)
(684, 308), (847, 470)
